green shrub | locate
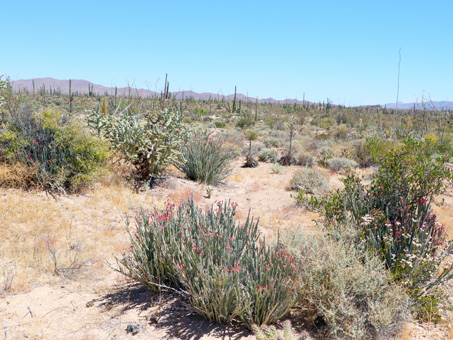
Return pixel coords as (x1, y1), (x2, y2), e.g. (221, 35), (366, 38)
(214, 120), (226, 128)
(87, 108), (190, 185)
(115, 197), (298, 326)
(295, 151), (316, 167)
(301, 137), (453, 320)
(263, 138), (283, 148)
(177, 130), (236, 185)
(0, 108), (108, 192)
(289, 169), (329, 195)
(236, 117), (254, 129)
(259, 149), (277, 162)
(354, 137), (397, 168)
(326, 157), (358, 172)
(283, 228), (410, 340)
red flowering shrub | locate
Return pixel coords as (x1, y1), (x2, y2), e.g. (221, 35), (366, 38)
(115, 196), (298, 326)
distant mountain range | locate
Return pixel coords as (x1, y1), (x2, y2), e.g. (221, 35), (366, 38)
(10, 77), (452, 110)
(11, 77), (309, 105)
(384, 101), (452, 110)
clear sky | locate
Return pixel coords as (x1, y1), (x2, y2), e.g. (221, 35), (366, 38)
(2, 0), (452, 105)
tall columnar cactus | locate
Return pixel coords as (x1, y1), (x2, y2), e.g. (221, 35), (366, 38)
(69, 79), (73, 113)
(87, 108), (190, 187)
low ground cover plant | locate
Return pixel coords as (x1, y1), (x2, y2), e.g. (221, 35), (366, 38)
(115, 197), (298, 326)
(177, 130), (236, 184)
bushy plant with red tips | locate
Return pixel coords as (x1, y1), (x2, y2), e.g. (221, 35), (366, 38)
(115, 196), (298, 326)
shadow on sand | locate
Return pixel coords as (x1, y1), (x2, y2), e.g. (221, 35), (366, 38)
(96, 282), (252, 340)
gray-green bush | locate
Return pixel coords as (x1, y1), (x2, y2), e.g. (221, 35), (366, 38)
(326, 157), (358, 172)
(115, 197), (299, 326)
(283, 228), (410, 339)
(289, 168), (329, 195)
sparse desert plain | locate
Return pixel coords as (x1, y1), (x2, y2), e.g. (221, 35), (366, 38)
(0, 82), (453, 340)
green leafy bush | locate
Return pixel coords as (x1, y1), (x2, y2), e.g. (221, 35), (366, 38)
(301, 137), (453, 320)
(289, 169), (329, 195)
(259, 149), (277, 162)
(236, 117), (254, 129)
(0, 108), (108, 192)
(177, 130), (236, 185)
(87, 108), (190, 184)
(283, 228), (410, 340)
(115, 197), (298, 326)
(354, 137), (397, 168)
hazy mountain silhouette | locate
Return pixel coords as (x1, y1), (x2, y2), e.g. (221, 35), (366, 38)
(11, 77), (309, 105)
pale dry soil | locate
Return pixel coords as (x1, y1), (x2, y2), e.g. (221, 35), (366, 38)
(1, 161), (452, 339)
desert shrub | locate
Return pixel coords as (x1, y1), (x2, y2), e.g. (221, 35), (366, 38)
(289, 168), (329, 195)
(177, 130), (236, 185)
(334, 124), (349, 140)
(236, 117), (254, 129)
(115, 197), (298, 326)
(87, 108), (190, 185)
(253, 320), (312, 340)
(214, 120), (226, 128)
(354, 137), (397, 168)
(295, 151), (316, 167)
(326, 157), (358, 172)
(263, 138), (283, 148)
(283, 229), (410, 340)
(271, 163), (283, 174)
(258, 149), (277, 162)
(301, 137), (453, 320)
(0, 108), (108, 192)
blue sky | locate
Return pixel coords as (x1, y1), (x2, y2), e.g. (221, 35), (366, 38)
(2, 0), (452, 105)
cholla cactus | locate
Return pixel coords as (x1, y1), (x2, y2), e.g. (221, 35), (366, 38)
(252, 321), (311, 340)
(87, 107), (190, 186)
(0, 76), (7, 108)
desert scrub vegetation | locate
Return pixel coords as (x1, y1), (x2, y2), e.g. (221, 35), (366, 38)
(326, 157), (358, 173)
(253, 320), (312, 340)
(300, 137), (453, 321)
(87, 107), (190, 188)
(176, 130), (236, 185)
(115, 197), (299, 326)
(289, 168), (330, 195)
(0, 108), (108, 193)
(283, 228), (410, 339)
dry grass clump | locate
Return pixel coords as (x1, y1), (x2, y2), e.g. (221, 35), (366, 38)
(0, 163), (37, 190)
(0, 179), (158, 294)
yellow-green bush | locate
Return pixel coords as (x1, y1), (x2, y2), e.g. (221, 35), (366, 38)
(0, 108), (108, 192)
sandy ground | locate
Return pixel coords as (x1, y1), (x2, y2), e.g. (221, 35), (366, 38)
(1, 161), (452, 339)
